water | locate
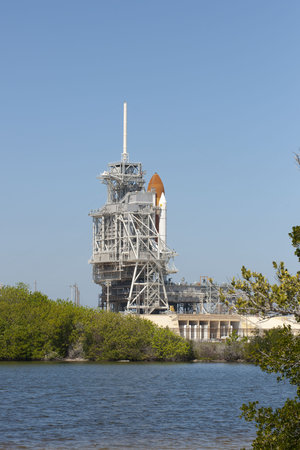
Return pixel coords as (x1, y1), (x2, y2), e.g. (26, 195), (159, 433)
(0, 362), (296, 449)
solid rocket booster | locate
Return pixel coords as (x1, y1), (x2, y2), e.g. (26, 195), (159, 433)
(158, 191), (167, 246)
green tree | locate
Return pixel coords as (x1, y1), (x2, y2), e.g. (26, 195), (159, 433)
(231, 262), (300, 319)
(229, 249), (300, 448)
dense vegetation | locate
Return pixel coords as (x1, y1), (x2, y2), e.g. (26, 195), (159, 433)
(0, 283), (192, 362)
(192, 331), (249, 362)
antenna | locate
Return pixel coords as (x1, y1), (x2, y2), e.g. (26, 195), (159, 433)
(122, 101), (128, 162)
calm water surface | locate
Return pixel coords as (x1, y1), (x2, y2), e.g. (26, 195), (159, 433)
(0, 362), (296, 449)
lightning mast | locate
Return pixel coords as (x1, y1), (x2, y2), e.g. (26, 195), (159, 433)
(122, 101), (128, 162)
(89, 102), (177, 313)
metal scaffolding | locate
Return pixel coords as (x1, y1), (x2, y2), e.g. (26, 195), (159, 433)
(166, 279), (239, 315)
(89, 104), (177, 313)
(89, 162), (177, 313)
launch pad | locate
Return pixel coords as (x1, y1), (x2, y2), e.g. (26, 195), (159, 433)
(89, 103), (177, 314)
(89, 103), (236, 315)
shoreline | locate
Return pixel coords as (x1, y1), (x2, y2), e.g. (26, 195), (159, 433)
(0, 358), (250, 364)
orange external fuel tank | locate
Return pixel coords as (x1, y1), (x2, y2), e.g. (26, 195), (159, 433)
(147, 173), (165, 206)
(147, 173), (165, 232)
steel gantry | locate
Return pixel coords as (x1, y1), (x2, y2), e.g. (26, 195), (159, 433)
(89, 103), (177, 313)
(89, 103), (238, 315)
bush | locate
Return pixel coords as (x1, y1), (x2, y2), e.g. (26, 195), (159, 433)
(192, 342), (226, 360)
(151, 327), (193, 361)
(0, 284), (193, 362)
(83, 312), (155, 361)
(83, 312), (193, 361)
(192, 337), (247, 362)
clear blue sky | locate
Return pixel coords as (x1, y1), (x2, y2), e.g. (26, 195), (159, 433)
(1, 1), (299, 307)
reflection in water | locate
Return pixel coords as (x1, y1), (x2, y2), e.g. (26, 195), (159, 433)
(0, 362), (296, 449)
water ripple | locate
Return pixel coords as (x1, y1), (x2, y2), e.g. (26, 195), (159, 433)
(0, 362), (296, 449)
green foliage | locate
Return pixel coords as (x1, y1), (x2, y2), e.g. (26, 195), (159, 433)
(240, 399), (300, 449)
(151, 327), (193, 361)
(229, 262), (300, 320)
(224, 331), (249, 362)
(225, 329), (239, 343)
(0, 284), (87, 360)
(83, 312), (192, 361)
(192, 340), (247, 362)
(83, 312), (155, 361)
(228, 228), (300, 449)
(245, 327), (300, 387)
(192, 341), (225, 361)
(0, 284), (193, 362)
(289, 226), (300, 263)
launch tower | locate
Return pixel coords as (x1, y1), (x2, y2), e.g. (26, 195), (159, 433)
(89, 103), (176, 313)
